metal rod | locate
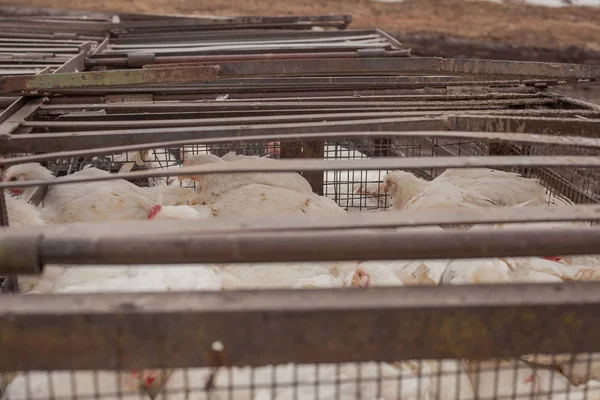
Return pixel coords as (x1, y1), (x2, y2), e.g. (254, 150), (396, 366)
(2, 282), (600, 370)
(0, 65), (220, 95)
(87, 50), (411, 68)
(8, 204), (600, 241)
(1, 155), (599, 190)
(21, 102), (561, 130)
(0, 116), (446, 152)
(0, 97), (46, 136)
(209, 57), (600, 80)
(0, 226), (595, 267)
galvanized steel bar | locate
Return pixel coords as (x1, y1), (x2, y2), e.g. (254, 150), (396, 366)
(0, 65), (220, 95)
(2, 282), (600, 370)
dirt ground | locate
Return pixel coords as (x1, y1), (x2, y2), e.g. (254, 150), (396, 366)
(2, 0), (600, 51)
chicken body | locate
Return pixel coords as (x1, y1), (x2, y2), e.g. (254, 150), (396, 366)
(441, 258), (512, 285)
(383, 168), (550, 210)
(4, 370), (158, 400)
(435, 168), (548, 206)
(4, 194), (46, 227)
(2, 164), (160, 224)
(404, 181), (495, 211)
(182, 155), (313, 199)
(207, 183), (345, 218)
(217, 262), (332, 290)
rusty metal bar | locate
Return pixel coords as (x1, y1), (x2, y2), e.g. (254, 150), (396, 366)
(0, 225), (596, 268)
(40, 97), (548, 111)
(3, 282), (600, 370)
(1, 155), (599, 190)
(51, 45), (92, 74)
(1, 129), (598, 167)
(88, 35), (110, 57)
(449, 115), (600, 138)
(0, 117), (445, 152)
(112, 14), (352, 30)
(209, 57), (600, 80)
(107, 34), (386, 50)
(0, 97), (46, 136)
(21, 104), (562, 131)
(87, 50), (411, 68)
(36, 79), (557, 96)
(7, 204), (600, 243)
(0, 96), (27, 125)
(41, 108), (590, 122)
(0, 65), (220, 95)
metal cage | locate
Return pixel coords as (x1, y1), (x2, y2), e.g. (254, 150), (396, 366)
(1, 6), (600, 400)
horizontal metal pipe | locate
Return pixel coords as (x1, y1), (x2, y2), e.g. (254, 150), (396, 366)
(2, 226), (596, 266)
(0, 156), (599, 190)
(1, 130), (599, 167)
(4, 203), (599, 242)
(87, 50), (412, 68)
(210, 57), (600, 80)
(2, 282), (600, 370)
(20, 102), (560, 130)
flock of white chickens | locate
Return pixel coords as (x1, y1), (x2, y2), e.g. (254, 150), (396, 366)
(1, 144), (600, 400)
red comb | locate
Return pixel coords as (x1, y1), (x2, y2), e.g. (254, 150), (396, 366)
(1, 169), (6, 181)
(144, 375), (156, 386)
(357, 260), (364, 265)
(147, 205), (162, 220)
(542, 256), (562, 262)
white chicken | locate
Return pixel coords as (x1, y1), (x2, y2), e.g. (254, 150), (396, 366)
(116, 148), (176, 186)
(383, 168), (551, 210)
(478, 220), (600, 269)
(148, 204), (213, 220)
(141, 184), (198, 207)
(556, 353), (600, 386)
(350, 263), (404, 288)
(4, 369), (166, 400)
(216, 262), (332, 290)
(2, 163), (161, 224)
(349, 259), (449, 288)
(525, 368), (600, 400)
(207, 183), (345, 218)
(464, 360), (540, 400)
(182, 154), (313, 199)
(441, 258), (512, 285)
(291, 274), (345, 289)
(4, 194), (46, 227)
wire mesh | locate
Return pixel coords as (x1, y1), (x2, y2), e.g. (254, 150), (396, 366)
(5, 357), (600, 400)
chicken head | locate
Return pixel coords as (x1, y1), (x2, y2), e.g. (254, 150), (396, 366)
(351, 267), (370, 287)
(382, 171), (429, 209)
(1, 163), (55, 200)
(125, 369), (172, 399)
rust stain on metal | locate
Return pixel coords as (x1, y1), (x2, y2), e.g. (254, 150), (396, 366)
(0, 65), (220, 95)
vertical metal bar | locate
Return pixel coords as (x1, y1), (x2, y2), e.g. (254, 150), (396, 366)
(0, 191), (18, 294)
(301, 140), (325, 195)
